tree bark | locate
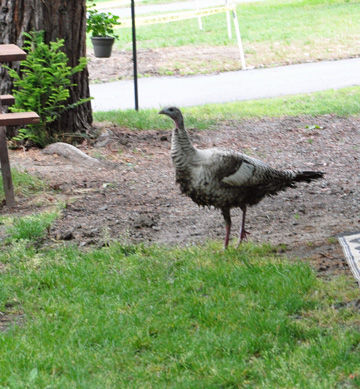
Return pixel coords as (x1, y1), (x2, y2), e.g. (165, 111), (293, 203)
(0, 0), (92, 138)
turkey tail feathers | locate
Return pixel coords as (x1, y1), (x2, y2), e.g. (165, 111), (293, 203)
(294, 171), (325, 183)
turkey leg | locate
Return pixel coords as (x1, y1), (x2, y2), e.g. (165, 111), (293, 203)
(236, 206), (250, 248)
(221, 209), (231, 249)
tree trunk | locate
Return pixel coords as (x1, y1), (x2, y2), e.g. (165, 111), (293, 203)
(0, 0), (92, 138)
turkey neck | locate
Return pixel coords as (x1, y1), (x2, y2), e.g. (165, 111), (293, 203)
(171, 121), (196, 170)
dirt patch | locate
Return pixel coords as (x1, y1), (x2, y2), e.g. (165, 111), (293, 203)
(87, 44), (360, 83)
(2, 114), (359, 279)
(0, 300), (24, 333)
(87, 46), (243, 83)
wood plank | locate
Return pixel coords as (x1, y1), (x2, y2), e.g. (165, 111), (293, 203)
(0, 44), (27, 62)
(0, 95), (15, 106)
(0, 112), (40, 126)
(0, 126), (15, 207)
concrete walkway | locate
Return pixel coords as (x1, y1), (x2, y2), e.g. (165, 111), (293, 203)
(90, 57), (360, 111)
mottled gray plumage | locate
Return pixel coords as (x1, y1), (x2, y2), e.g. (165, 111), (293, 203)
(159, 107), (324, 249)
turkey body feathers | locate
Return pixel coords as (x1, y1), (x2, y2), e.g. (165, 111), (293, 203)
(159, 106), (324, 248)
(174, 147), (322, 209)
(293, 171), (324, 183)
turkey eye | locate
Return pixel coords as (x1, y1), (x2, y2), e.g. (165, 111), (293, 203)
(169, 108), (174, 112)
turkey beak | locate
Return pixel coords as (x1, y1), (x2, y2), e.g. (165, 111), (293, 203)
(158, 109), (165, 115)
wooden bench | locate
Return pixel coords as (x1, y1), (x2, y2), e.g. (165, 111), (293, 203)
(0, 44), (40, 207)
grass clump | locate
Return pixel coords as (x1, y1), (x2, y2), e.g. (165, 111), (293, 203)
(0, 239), (360, 387)
(4, 211), (59, 242)
(0, 168), (46, 201)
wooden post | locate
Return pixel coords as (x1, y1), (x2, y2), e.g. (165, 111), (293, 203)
(0, 97), (15, 207)
(0, 95), (16, 206)
(0, 126), (15, 207)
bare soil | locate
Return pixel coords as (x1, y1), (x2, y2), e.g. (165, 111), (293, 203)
(3, 114), (359, 280)
(87, 46), (244, 83)
(87, 45), (360, 83)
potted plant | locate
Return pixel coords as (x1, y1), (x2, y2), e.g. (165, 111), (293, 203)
(87, 2), (121, 58)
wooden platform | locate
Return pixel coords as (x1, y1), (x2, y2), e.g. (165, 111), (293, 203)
(0, 112), (40, 126)
(0, 44), (27, 62)
(0, 95), (15, 106)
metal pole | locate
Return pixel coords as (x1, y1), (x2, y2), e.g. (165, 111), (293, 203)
(131, 0), (139, 110)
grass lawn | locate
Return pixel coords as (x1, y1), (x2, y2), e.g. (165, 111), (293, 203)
(105, 0), (360, 69)
(93, 85), (360, 129)
(1, 214), (360, 387)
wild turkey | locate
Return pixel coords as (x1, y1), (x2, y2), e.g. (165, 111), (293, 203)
(159, 107), (324, 249)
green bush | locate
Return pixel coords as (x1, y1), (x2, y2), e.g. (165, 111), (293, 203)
(87, 2), (121, 38)
(5, 31), (91, 148)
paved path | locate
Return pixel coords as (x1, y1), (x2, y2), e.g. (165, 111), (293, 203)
(90, 57), (360, 111)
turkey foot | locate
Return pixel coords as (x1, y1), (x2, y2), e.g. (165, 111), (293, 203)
(236, 229), (250, 248)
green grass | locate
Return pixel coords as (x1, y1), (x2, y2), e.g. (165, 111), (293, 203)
(1, 237), (360, 387)
(93, 85), (360, 129)
(238, 0), (359, 44)
(0, 168), (46, 201)
(111, 0), (360, 54)
(94, 107), (214, 130)
(3, 211), (60, 242)
(87, 0), (360, 77)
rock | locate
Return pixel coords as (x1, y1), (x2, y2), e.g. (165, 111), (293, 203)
(59, 230), (75, 241)
(43, 142), (101, 167)
(83, 228), (100, 238)
(133, 215), (157, 229)
(94, 129), (114, 148)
